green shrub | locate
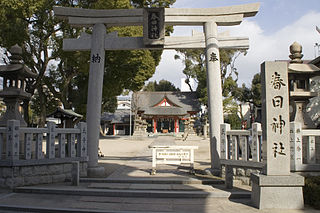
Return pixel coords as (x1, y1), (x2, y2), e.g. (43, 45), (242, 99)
(304, 176), (320, 209)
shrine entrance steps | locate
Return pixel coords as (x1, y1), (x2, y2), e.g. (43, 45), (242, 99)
(0, 176), (252, 213)
(0, 136), (253, 212)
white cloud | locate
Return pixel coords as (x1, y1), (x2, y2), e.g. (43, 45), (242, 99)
(233, 11), (320, 86)
(149, 50), (185, 88)
(151, 11), (320, 88)
(150, 26), (203, 89)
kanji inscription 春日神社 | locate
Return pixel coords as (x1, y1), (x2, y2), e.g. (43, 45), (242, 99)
(261, 62), (290, 176)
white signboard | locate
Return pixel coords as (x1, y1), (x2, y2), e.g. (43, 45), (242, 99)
(157, 150), (190, 159)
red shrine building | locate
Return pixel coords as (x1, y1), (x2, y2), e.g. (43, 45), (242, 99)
(133, 91), (201, 134)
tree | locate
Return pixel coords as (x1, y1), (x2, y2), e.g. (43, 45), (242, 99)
(174, 49), (204, 92)
(155, 79), (180, 91)
(0, 0), (69, 127)
(143, 81), (156, 91)
(224, 112), (241, 129)
(175, 49), (244, 105)
(0, 0), (175, 126)
(143, 80), (180, 91)
(49, 0), (170, 117)
(54, 0), (174, 117)
(250, 73), (262, 107)
(175, 49), (245, 128)
(235, 73), (261, 127)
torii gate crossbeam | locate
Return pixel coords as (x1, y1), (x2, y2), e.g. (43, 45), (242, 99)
(62, 33), (250, 51)
(54, 3), (259, 177)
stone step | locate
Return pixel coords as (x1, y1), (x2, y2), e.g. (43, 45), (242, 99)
(0, 204), (130, 213)
(0, 192), (251, 213)
(80, 177), (224, 185)
(13, 185), (248, 199)
(87, 183), (215, 191)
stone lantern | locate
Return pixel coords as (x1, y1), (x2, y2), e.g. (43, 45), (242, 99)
(0, 45), (37, 127)
(288, 41), (320, 128)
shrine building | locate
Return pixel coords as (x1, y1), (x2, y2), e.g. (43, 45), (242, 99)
(133, 91), (201, 134)
(47, 107), (83, 128)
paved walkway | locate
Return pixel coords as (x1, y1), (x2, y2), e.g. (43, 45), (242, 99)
(98, 135), (212, 178)
(0, 136), (318, 212)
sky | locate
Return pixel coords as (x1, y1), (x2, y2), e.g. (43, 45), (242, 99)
(148, 0), (320, 89)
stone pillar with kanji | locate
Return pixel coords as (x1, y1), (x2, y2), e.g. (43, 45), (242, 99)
(251, 61), (304, 209)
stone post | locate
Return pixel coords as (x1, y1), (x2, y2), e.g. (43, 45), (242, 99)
(290, 122), (302, 171)
(46, 121), (56, 159)
(58, 134), (66, 158)
(35, 133), (43, 159)
(204, 21), (223, 175)
(220, 123), (230, 159)
(240, 136), (248, 161)
(6, 120), (20, 160)
(71, 161), (80, 186)
(251, 122), (261, 162)
(225, 165), (234, 189)
(68, 133), (76, 158)
(77, 122), (87, 158)
(24, 133), (32, 160)
(251, 61), (304, 209)
(307, 136), (316, 164)
(203, 120), (208, 140)
(262, 62), (290, 175)
(86, 23), (106, 177)
(231, 135), (238, 160)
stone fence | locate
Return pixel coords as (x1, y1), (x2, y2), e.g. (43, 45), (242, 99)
(220, 122), (320, 185)
(0, 120), (88, 188)
(220, 123), (262, 163)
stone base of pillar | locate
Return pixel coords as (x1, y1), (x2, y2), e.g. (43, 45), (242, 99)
(87, 166), (105, 178)
(184, 135), (203, 141)
(204, 168), (221, 177)
(71, 161), (79, 186)
(251, 173), (304, 209)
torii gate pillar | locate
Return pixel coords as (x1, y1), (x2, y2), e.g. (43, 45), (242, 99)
(53, 3), (260, 177)
(204, 22), (223, 174)
(86, 24), (106, 177)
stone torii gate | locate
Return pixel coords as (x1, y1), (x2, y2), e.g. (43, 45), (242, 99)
(54, 3), (259, 177)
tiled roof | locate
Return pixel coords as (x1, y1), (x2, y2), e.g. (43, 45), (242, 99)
(47, 107), (83, 119)
(101, 109), (130, 124)
(133, 91), (200, 116)
(144, 106), (187, 115)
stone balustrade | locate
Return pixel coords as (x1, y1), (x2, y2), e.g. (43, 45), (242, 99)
(0, 120), (88, 188)
(220, 123), (262, 162)
(292, 123), (320, 172)
(220, 122), (320, 174)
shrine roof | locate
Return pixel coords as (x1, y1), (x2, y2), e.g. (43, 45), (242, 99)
(144, 106), (187, 116)
(309, 56), (320, 68)
(47, 107), (83, 119)
(101, 109), (130, 124)
(133, 91), (200, 116)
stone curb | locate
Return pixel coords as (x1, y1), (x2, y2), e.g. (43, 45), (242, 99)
(0, 204), (157, 213)
(14, 186), (233, 198)
(80, 177), (224, 184)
